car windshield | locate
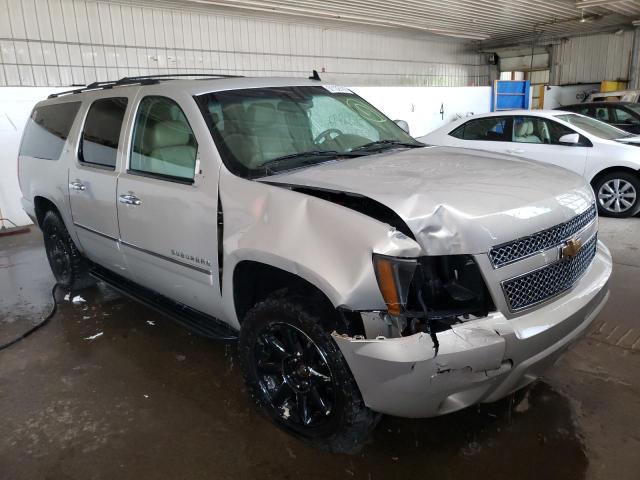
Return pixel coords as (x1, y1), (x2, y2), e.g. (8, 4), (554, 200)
(554, 113), (633, 140)
(196, 86), (423, 178)
(624, 103), (640, 115)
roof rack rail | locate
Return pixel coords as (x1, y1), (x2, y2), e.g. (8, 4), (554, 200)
(47, 73), (245, 99)
(121, 73), (244, 81)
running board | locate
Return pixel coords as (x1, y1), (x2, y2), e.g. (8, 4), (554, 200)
(88, 262), (238, 341)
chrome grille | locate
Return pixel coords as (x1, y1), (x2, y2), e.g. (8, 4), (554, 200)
(489, 204), (597, 268)
(502, 235), (598, 312)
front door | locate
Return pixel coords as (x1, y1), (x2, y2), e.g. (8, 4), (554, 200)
(116, 93), (222, 317)
(608, 105), (640, 134)
(68, 95), (131, 274)
(504, 116), (589, 176)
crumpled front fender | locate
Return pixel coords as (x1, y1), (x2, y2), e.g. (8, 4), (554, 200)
(219, 168), (422, 325)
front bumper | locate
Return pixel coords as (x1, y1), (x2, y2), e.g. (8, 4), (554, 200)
(333, 241), (612, 418)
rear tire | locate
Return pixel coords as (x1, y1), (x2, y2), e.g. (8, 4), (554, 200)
(593, 171), (640, 218)
(238, 290), (379, 452)
(41, 211), (93, 289)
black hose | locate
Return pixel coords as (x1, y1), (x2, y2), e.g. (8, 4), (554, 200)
(417, 285), (439, 356)
(0, 283), (59, 351)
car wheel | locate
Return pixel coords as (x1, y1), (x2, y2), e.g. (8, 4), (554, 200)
(594, 172), (640, 218)
(41, 210), (93, 289)
(239, 290), (380, 452)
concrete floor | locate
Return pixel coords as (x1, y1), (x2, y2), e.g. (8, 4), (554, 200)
(0, 218), (638, 480)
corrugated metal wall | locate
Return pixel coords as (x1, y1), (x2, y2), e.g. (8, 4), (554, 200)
(0, 0), (488, 87)
(550, 31), (635, 85)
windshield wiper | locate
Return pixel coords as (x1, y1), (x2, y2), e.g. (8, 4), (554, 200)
(349, 139), (424, 152)
(260, 150), (363, 174)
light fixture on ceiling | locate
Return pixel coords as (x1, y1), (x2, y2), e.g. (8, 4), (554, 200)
(614, 28), (624, 35)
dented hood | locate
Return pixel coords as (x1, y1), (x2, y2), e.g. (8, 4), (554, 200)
(264, 146), (594, 255)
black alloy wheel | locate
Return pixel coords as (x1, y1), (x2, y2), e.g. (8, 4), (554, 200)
(239, 291), (379, 452)
(254, 322), (335, 428)
(41, 210), (93, 289)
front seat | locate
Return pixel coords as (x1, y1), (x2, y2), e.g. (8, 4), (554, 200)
(246, 102), (297, 164)
(514, 121), (530, 142)
(523, 122), (541, 143)
(148, 121), (197, 179)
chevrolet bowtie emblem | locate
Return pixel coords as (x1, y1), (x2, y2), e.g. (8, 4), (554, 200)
(561, 238), (582, 260)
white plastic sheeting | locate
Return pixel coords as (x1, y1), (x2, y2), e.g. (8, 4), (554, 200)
(0, 87), (66, 227)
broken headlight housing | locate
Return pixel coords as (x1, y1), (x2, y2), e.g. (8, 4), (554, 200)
(372, 254), (418, 316)
(373, 254), (495, 332)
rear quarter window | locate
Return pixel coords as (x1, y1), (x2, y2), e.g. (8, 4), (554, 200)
(19, 102), (81, 160)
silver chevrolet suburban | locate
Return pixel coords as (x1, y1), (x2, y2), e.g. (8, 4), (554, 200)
(18, 74), (611, 452)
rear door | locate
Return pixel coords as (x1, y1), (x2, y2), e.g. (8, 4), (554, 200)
(116, 92), (222, 317)
(68, 95), (133, 274)
(502, 115), (589, 175)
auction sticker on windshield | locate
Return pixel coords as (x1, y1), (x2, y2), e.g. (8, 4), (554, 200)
(324, 85), (352, 94)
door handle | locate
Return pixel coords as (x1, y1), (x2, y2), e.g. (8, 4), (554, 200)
(119, 194), (142, 206)
(69, 181), (86, 191)
(506, 149), (525, 154)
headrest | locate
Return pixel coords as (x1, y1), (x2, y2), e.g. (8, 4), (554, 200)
(150, 121), (191, 149)
(148, 102), (183, 122)
(222, 104), (245, 121)
(247, 102), (277, 126)
(515, 120), (532, 137)
(277, 100), (305, 114)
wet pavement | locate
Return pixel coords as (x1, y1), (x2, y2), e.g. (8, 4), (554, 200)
(1, 218), (638, 480)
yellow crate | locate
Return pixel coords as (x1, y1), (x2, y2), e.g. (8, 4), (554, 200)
(600, 80), (627, 92)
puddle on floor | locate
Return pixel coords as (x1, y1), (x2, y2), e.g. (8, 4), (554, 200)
(0, 231), (588, 480)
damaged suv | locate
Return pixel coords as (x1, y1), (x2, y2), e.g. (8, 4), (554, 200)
(18, 75), (611, 452)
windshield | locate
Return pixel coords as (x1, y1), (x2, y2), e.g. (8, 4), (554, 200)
(555, 113), (632, 140)
(196, 86), (422, 178)
(624, 103), (640, 116)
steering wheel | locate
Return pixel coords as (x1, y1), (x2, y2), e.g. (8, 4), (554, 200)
(314, 128), (343, 145)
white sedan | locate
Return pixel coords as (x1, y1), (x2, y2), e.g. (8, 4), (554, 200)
(419, 110), (640, 217)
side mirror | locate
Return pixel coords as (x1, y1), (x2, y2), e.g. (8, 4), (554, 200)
(394, 119), (410, 134)
(559, 133), (580, 145)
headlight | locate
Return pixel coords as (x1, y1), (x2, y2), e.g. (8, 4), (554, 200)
(372, 254), (417, 316)
(409, 255), (495, 321)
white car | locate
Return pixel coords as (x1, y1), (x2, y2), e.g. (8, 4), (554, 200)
(419, 110), (640, 217)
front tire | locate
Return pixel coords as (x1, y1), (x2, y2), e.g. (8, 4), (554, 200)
(41, 211), (93, 289)
(593, 171), (640, 218)
(239, 291), (379, 452)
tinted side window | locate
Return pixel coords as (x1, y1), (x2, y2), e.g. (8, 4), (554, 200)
(568, 105), (589, 115)
(80, 97), (128, 169)
(19, 102), (81, 160)
(544, 119), (581, 145)
(130, 96), (198, 181)
(611, 107), (640, 125)
(451, 117), (510, 141)
(593, 106), (610, 122)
